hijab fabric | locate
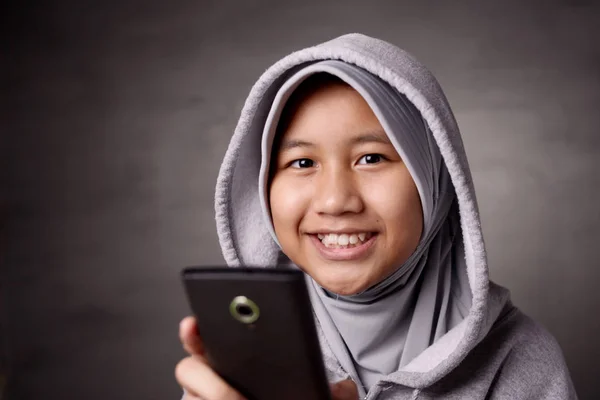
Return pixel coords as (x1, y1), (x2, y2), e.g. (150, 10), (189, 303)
(258, 60), (472, 390)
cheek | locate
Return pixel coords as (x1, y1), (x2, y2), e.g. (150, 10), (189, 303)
(269, 176), (310, 236)
(364, 172), (423, 240)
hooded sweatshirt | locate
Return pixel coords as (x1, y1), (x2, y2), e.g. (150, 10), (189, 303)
(257, 59), (472, 392)
(213, 33), (577, 399)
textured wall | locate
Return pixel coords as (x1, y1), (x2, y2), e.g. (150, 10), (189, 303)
(3, 0), (599, 398)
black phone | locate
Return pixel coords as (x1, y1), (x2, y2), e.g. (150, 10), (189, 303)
(181, 266), (331, 400)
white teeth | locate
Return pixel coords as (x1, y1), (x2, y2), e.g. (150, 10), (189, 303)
(317, 232), (370, 247)
(328, 233), (338, 247)
(338, 234), (349, 246)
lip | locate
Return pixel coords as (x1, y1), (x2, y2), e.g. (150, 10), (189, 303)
(309, 233), (377, 261)
(309, 228), (375, 235)
(312, 230), (372, 235)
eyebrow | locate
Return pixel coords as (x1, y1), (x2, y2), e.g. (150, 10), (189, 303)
(351, 130), (392, 145)
(279, 139), (315, 151)
(279, 130), (391, 151)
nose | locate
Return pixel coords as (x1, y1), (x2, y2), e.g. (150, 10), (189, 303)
(312, 165), (364, 216)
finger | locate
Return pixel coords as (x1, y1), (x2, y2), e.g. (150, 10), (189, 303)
(182, 388), (205, 400)
(330, 379), (359, 400)
(180, 316), (204, 355)
(175, 356), (246, 400)
(183, 392), (204, 400)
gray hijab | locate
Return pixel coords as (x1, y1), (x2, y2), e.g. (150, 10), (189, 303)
(258, 60), (472, 391)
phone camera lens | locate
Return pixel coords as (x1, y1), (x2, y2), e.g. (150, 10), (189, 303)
(236, 304), (253, 317)
(230, 296), (260, 324)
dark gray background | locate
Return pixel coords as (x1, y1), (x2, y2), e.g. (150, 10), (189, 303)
(2, 0), (599, 399)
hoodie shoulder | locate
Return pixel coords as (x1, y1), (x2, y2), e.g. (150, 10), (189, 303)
(424, 305), (577, 399)
(486, 309), (578, 399)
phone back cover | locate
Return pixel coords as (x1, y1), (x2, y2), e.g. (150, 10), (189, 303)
(183, 267), (331, 400)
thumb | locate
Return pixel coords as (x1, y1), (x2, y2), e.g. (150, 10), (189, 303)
(330, 379), (359, 400)
(179, 316), (204, 355)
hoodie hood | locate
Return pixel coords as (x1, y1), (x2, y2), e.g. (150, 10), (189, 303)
(214, 33), (510, 390)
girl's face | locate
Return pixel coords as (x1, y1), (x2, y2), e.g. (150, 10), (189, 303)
(269, 83), (423, 295)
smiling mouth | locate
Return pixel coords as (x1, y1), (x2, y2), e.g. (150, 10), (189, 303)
(309, 232), (377, 261)
(316, 232), (375, 249)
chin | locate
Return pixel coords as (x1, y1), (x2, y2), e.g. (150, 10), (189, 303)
(327, 286), (363, 296)
(300, 260), (373, 296)
(316, 275), (371, 296)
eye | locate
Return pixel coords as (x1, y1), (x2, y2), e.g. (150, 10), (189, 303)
(357, 154), (384, 165)
(290, 158), (315, 168)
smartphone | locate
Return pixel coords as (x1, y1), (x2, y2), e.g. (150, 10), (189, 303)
(181, 266), (331, 400)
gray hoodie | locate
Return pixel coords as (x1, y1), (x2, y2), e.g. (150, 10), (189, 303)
(213, 33), (577, 399)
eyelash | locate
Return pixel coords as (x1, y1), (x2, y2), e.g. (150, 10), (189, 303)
(357, 154), (385, 165)
(289, 154), (386, 169)
(290, 158), (315, 169)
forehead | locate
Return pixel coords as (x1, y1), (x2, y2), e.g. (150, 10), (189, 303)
(276, 75), (380, 139)
(277, 75), (349, 127)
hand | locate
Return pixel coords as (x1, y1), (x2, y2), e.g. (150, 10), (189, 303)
(175, 316), (359, 400)
(330, 379), (360, 400)
(176, 316), (246, 400)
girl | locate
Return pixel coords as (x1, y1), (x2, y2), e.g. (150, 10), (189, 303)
(175, 33), (577, 399)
